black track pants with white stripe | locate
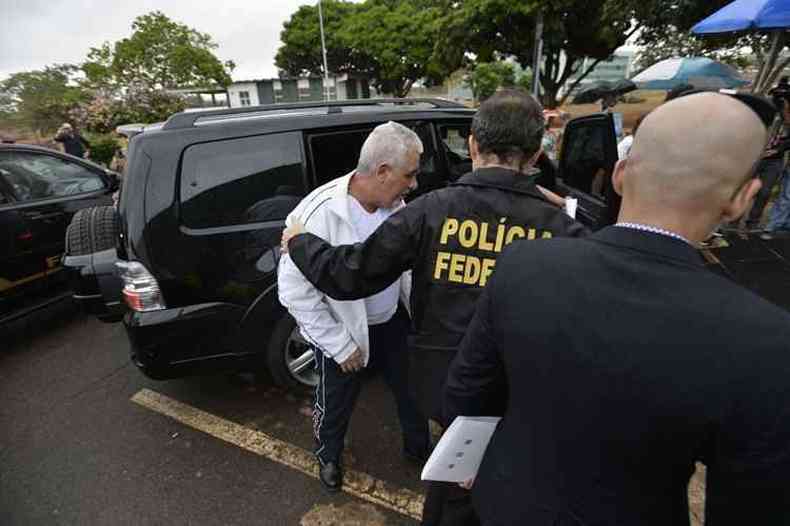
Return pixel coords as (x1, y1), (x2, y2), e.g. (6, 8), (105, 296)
(312, 307), (428, 465)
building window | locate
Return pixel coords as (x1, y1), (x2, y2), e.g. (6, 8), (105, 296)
(239, 91), (251, 106)
(297, 78), (311, 99)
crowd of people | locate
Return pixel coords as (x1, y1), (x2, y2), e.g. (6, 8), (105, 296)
(277, 89), (790, 525)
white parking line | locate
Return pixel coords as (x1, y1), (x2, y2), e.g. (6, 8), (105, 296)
(131, 388), (424, 521)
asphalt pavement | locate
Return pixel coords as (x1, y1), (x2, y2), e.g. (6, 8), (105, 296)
(0, 304), (421, 525)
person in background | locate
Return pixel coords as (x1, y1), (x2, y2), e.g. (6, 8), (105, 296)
(278, 122), (429, 493)
(54, 123), (90, 159)
(443, 92), (790, 526)
(617, 113), (647, 160)
(744, 98), (790, 231)
(541, 111), (560, 161)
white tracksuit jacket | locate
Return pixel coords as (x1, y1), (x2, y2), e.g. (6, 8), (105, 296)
(277, 171), (412, 366)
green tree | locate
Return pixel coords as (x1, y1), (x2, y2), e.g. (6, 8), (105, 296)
(436, 0), (639, 108)
(468, 62), (516, 101)
(341, 1), (445, 96)
(0, 64), (89, 133)
(433, 0), (750, 108)
(275, 0), (445, 97)
(83, 11), (235, 90)
(275, 1), (372, 78)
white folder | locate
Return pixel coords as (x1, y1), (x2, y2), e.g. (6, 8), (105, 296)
(421, 416), (502, 483)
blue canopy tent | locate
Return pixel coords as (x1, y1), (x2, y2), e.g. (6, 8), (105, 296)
(631, 57), (749, 90)
(692, 0), (790, 93)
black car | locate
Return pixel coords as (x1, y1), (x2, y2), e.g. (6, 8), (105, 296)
(65, 100), (790, 392)
(0, 144), (118, 325)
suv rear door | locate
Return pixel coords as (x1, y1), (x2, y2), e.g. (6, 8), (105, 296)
(556, 114), (620, 230)
(166, 132), (304, 301)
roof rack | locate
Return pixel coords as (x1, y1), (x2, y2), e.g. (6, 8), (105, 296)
(162, 98), (468, 130)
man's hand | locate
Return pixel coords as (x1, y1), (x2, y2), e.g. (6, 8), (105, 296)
(339, 348), (364, 374)
(280, 221), (306, 254)
(458, 477), (475, 490)
(763, 149), (778, 158)
(536, 185), (567, 208)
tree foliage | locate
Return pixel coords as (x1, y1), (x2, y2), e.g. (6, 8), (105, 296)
(468, 62), (517, 101)
(83, 11), (235, 90)
(275, 1), (371, 79)
(435, 0), (637, 108)
(69, 88), (187, 134)
(622, 0), (748, 73)
(275, 0), (445, 97)
(0, 64), (89, 133)
(433, 0), (761, 107)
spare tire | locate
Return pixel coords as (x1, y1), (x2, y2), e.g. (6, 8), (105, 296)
(66, 206), (120, 256)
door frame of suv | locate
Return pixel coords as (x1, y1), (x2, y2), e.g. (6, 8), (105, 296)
(555, 113), (620, 230)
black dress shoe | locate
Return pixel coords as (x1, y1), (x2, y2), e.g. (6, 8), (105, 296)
(319, 461), (343, 492)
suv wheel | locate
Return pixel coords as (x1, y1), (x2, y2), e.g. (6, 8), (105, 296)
(267, 315), (319, 391)
(66, 206), (119, 256)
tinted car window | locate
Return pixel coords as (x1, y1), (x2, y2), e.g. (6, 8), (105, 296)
(180, 132), (306, 228)
(0, 151), (105, 203)
(309, 128), (372, 187)
(560, 124), (610, 200)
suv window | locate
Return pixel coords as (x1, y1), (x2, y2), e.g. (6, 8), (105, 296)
(180, 132), (306, 228)
(309, 128), (373, 186)
(560, 123), (610, 200)
(0, 151), (105, 203)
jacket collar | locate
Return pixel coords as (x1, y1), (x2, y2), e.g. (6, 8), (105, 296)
(452, 167), (546, 201)
(325, 170), (403, 227)
(591, 226), (703, 266)
(326, 171), (355, 225)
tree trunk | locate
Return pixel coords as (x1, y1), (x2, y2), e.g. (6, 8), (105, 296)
(760, 55), (790, 95)
(754, 32), (785, 93)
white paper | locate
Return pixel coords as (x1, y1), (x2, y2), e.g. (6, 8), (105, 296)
(565, 197), (578, 219)
(421, 416), (502, 483)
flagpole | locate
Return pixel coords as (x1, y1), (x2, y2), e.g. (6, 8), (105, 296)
(532, 12), (544, 100)
(318, 0), (331, 101)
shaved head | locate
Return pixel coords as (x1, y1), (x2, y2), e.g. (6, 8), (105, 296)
(616, 93), (768, 242)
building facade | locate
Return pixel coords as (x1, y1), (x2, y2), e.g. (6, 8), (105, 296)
(226, 75), (371, 108)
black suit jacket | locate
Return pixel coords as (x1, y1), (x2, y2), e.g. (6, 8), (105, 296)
(444, 227), (790, 526)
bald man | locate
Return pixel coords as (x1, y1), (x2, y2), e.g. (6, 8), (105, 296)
(443, 93), (790, 526)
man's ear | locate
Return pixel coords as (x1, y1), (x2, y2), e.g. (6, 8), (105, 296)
(722, 177), (763, 222)
(375, 163), (391, 182)
(468, 135), (480, 163)
(612, 159), (627, 197)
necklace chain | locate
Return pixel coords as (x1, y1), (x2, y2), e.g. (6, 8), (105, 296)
(614, 222), (691, 245)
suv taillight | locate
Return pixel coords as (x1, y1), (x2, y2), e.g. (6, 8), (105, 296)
(116, 261), (166, 312)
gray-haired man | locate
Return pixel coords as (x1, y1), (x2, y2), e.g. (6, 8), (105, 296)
(278, 121), (429, 492)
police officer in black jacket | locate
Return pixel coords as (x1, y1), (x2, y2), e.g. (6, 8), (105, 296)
(281, 90), (587, 525)
(444, 92), (790, 526)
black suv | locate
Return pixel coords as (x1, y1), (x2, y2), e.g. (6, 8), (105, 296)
(65, 100), (790, 391)
(0, 144), (118, 324)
